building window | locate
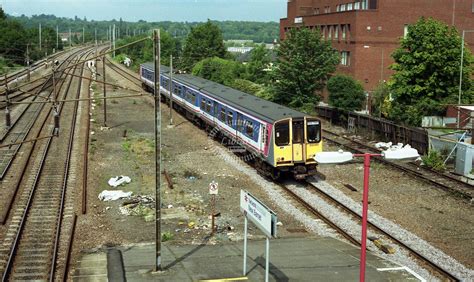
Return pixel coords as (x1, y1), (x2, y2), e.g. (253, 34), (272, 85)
(328, 26), (333, 40)
(348, 3), (353, 10)
(314, 8), (320, 14)
(354, 2), (361, 10)
(361, 0), (368, 9)
(336, 5), (340, 12)
(342, 25), (347, 40)
(334, 25), (339, 39)
(404, 24), (409, 38)
(340, 4), (346, 11)
(341, 51), (350, 66)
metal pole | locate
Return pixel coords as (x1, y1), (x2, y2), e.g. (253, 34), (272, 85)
(56, 25), (59, 50)
(458, 30), (465, 129)
(113, 25), (116, 57)
(69, 28), (71, 48)
(169, 55), (173, 125)
(26, 44), (30, 81)
(102, 56), (107, 127)
(95, 28), (97, 47)
(211, 195), (215, 235)
(243, 216), (247, 275)
(265, 237), (270, 282)
(380, 48), (384, 82)
(83, 27), (85, 44)
(154, 29), (162, 272)
(359, 153), (371, 282)
(39, 23), (42, 51)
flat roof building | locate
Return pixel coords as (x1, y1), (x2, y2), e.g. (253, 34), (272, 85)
(280, 0), (474, 97)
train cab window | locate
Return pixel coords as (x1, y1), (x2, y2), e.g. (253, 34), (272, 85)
(246, 121), (254, 137)
(227, 111), (233, 127)
(307, 119), (321, 143)
(219, 109), (226, 122)
(275, 120), (290, 146)
(293, 120), (304, 143)
(206, 101), (212, 113)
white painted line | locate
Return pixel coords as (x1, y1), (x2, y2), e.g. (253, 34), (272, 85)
(377, 266), (426, 282)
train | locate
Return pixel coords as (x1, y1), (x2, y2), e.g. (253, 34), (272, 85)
(139, 62), (323, 180)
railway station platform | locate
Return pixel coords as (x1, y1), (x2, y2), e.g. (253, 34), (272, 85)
(72, 237), (420, 281)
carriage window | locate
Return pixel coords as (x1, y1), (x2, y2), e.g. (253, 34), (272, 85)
(192, 93), (196, 104)
(227, 111), (233, 127)
(307, 120), (321, 143)
(201, 99), (206, 110)
(206, 101), (212, 113)
(219, 109), (226, 122)
(246, 121), (254, 136)
(275, 120), (290, 146)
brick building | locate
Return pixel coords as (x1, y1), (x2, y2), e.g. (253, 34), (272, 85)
(280, 0), (474, 99)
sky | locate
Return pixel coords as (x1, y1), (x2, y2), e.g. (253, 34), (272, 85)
(1, 0), (287, 22)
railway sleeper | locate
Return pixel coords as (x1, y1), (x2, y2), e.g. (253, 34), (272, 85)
(13, 265), (47, 273)
(12, 272), (46, 280)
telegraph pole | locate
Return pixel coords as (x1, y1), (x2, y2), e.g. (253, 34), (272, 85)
(56, 25), (59, 51)
(153, 29), (162, 272)
(26, 44), (30, 81)
(83, 27), (85, 44)
(69, 28), (72, 48)
(113, 24), (116, 57)
(102, 56), (107, 127)
(169, 55), (173, 125)
(95, 28), (97, 46)
(39, 23), (42, 50)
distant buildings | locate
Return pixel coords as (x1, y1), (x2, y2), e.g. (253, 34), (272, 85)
(280, 0), (474, 96)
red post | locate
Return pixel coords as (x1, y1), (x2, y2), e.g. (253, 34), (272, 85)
(360, 153), (371, 282)
(352, 153), (381, 282)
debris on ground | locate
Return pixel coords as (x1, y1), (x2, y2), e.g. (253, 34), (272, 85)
(119, 195), (155, 222)
(108, 175), (132, 187)
(98, 190), (133, 201)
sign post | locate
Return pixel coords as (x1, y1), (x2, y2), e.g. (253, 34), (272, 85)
(240, 190), (277, 282)
(209, 181), (218, 235)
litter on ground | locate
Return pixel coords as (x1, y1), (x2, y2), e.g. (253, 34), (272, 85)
(98, 190), (132, 201)
(108, 175), (131, 187)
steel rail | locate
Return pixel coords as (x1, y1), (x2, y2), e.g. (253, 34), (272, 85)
(1, 48), (93, 281)
(305, 180), (460, 281)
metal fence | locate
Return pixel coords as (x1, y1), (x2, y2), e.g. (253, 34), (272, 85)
(316, 105), (429, 155)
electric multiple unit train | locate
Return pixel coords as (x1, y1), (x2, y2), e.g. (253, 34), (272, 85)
(140, 63), (323, 179)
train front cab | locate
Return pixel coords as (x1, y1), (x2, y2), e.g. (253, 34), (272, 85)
(273, 117), (322, 179)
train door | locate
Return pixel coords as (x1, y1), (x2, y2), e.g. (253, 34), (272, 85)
(274, 119), (292, 166)
(292, 119), (304, 163)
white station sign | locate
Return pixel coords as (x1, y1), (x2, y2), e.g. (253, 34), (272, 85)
(240, 190), (277, 238)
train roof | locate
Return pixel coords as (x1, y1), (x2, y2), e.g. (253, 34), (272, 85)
(140, 63), (307, 122)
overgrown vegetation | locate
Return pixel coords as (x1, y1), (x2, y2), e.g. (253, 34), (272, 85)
(327, 75), (365, 112)
(421, 150), (446, 171)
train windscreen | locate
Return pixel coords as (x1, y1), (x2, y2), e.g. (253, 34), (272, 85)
(275, 120), (290, 146)
(307, 119), (321, 143)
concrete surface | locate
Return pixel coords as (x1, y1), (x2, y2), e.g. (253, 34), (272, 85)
(72, 237), (421, 281)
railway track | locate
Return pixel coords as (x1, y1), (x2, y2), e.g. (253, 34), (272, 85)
(322, 129), (473, 200)
(104, 57), (142, 87)
(0, 47), (94, 281)
(280, 180), (460, 281)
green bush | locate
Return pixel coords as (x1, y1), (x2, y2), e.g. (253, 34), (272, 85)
(327, 74), (365, 111)
(161, 231), (174, 242)
(421, 150), (446, 171)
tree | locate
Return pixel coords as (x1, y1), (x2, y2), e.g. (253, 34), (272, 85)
(327, 75), (365, 111)
(0, 7), (6, 20)
(389, 17), (474, 126)
(0, 19), (27, 64)
(181, 20), (227, 71)
(272, 28), (339, 110)
(246, 44), (271, 84)
(371, 82), (391, 118)
(192, 57), (244, 86)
